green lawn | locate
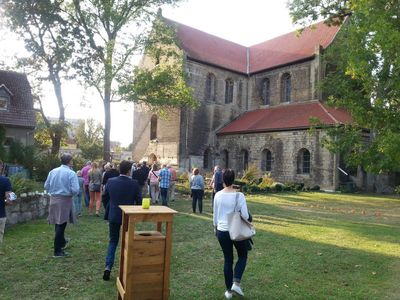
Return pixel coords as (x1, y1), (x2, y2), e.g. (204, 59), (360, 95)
(0, 192), (399, 299)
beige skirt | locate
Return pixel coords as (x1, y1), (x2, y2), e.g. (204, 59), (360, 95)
(48, 195), (76, 225)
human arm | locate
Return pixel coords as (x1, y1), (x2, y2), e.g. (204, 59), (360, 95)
(238, 192), (249, 220)
(70, 172), (80, 196)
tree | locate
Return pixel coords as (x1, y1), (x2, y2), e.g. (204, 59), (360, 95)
(2, 0), (77, 154)
(288, 0), (400, 173)
(119, 13), (197, 115)
(70, 1), (187, 161)
(75, 119), (104, 161)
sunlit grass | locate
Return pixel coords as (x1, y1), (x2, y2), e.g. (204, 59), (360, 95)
(0, 192), (399, 299)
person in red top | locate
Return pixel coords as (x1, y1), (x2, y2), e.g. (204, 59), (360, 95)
(167, 165), (177, 202)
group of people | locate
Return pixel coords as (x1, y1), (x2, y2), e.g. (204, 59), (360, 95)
(1, 153), (252, 299)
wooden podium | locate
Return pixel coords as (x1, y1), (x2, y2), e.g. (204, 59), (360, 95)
(117, 206), (177, 300)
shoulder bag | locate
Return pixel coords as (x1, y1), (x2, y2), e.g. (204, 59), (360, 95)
(227, 193), (256, 241)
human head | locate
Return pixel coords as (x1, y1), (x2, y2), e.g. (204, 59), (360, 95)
(61, 153), (73, 166)
(214, 165), (220, 172)
(77, 170), (82, 177)
(86, 161), (91, 166)
(142, 161), (147, 166)
(162, 164), (167, 169)
(104, 162), (112, 171)
(192, 168), (199, 175)
(222, 168), (235, 187)
(151, 164), (159, 171)
(91, 162), (98, 169)
(119, 160), (133, 175)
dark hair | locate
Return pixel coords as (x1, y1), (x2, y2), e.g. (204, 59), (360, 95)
(60, 153), (73, 165)
(119, 160), (133, 175)
(192, 168), (199, 175)
(222, 168), (235, 187)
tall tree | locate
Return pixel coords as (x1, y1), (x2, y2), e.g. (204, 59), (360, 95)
(2, 0), (77, 154)
(70, 0), (185, 161)
(75, 119), (104, 160)
(288, 0), (400, 173)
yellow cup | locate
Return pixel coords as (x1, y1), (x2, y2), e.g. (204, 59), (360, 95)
(142, 198), (150, 209)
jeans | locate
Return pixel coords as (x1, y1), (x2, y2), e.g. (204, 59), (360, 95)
(160, 187), (169, 206)
(73, 191), (82, 215)
(84, 185), (90, 207)
(54, 222), (67, 254)
(105, 222), (121, 270)
(217, 230), (248, 290)
(191, 189), (204, 213)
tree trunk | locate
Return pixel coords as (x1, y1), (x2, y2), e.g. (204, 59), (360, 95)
(49, 71), (65, 155)
(102, 39), (115, 162)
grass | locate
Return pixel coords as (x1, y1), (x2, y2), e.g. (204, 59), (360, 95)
(0, 192), (399, 299)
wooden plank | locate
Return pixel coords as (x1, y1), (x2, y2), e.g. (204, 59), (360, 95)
(131, 263), (164, 274)
(129, 271), (164, 284)
(116, 277), (125, 300)
(163, 221), (173, 300)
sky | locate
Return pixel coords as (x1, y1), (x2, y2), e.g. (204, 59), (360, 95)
(1, 0), (298, 147)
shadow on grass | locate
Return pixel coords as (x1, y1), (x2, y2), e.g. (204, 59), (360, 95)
(0, 192), (399, 299)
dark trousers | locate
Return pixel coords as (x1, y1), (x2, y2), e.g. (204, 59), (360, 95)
(84, 184), (90, 207)
(105, 222), (121, 270)
(160, 187), (169, 206)
(54, 222), (67, 254)
(217, 230), (248, 290)
(191, 189), (204, 213)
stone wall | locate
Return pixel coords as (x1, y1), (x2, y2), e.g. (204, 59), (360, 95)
(5, 195), (50, 226)
(217, 129), (338, 190)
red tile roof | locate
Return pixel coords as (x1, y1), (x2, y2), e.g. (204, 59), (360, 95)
(167, 19), (341, 74)
(166, 19), (248, 73)
(249, 21), (340, 73)
(217, 101), (352, 135)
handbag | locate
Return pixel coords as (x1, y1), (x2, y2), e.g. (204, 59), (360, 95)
(227, 193), (256, 241)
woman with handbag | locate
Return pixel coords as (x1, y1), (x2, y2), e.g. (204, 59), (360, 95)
(88, 162), (102, 216)
(213, 169), (250, 299)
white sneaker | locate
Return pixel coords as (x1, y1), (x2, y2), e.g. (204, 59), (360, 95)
(224, 291), (233, 299)
(231, 283), (244, 297)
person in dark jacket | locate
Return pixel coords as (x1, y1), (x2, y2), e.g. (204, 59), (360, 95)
(101, 162), (119, 214)
(102, 160), (142, 281)
(132, 161), (150, 197)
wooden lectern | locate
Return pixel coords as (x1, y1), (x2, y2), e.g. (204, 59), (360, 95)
(117, 206), (177, 300)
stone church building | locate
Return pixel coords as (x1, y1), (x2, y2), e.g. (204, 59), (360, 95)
(132, 20), (353, 191)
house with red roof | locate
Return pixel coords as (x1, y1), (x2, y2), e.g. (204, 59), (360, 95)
(0, 70), (36, 149)
(132, 19), (352, 190)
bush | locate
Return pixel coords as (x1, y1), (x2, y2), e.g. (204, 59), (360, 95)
(10, 174), (44, 196)
(310, 185), (321, 191)
(31, 153), (60, 182)
(258, 174), (274, 189)
(241, 164), (260, 184)
(272, 183), (285, 192)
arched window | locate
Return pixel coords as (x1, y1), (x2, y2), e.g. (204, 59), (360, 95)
(203, 148), (212, 169)
(261, 149), (272, 172)
(261, 78), (270, 105)
(297, 148), (311, 174)
(281, 73), (291, 103)
(225, 78), (234, 104)
(205, 73), (216, 102)
(150, 114), (157, 140)
(221, 150), (229, 169)
(240, 149), (249, 171)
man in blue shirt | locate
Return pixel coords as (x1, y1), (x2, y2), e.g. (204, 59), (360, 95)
(44, 153), (79, 258)
(158, 164), (171, 206)
(0, 160), (12, 243)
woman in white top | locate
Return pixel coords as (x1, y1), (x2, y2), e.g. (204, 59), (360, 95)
(213, 169), (249, 299)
